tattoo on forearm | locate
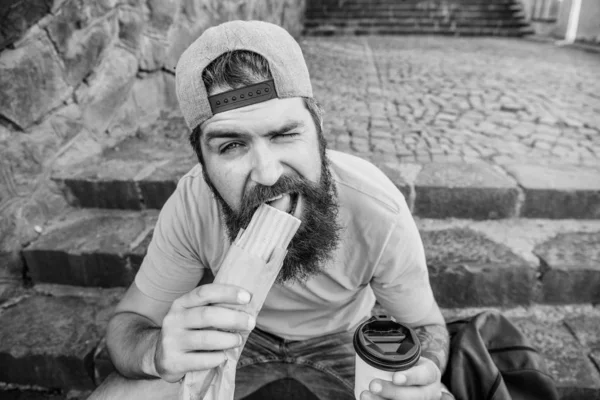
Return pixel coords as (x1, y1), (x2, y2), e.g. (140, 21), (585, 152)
(414, 324), (450, 374)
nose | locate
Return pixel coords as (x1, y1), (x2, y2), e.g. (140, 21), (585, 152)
(249, 142), (283, 187)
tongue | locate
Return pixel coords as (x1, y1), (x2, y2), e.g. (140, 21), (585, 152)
(268, 193), (291, 213)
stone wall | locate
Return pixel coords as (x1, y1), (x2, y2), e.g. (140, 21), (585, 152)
(577, 0), (600, 44)
(0, 0), (306, 299)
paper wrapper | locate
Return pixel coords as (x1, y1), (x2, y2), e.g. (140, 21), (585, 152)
(180, 204), (301, 400)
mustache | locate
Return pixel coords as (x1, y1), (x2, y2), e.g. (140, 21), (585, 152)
(240, 174), (320, 211)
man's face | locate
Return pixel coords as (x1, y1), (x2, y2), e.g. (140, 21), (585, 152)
(199, 97), (341, 283)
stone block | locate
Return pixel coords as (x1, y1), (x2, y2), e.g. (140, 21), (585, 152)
(422, 227), (536, 307)
(0, 0), (51, 50)
(22, 209), (157, 287)
(592, 351), (600, 373)
(139, 157), (197, 209)
(564, 314), (600, 350)
(56, 162), (144, 209)
(139, 33), (168, 71)
(511, 315), (600, 400)
(146, 0), (178, 34)
(370, 161), (417, 206)
(0, 34), (71, 129)
(46, 7), (118, 85)
(0, 294), (117, 389)
(414, 163), (519, 219)
(118, 6), (145, 50)
(535, 231), (600, 304)
(78, 46), (138, 135)
(130, 72), (178, 125)
(503, 164), (600, 219)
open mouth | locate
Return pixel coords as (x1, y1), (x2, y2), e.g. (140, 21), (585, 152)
(265, 192), (299, 215)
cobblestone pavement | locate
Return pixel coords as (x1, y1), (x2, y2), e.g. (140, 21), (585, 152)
(300, 36), (600, 166)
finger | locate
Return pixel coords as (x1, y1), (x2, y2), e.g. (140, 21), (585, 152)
(359, 390), (384, 400)
(182, 330), (243, 352)
(174, 284), (252, 309)
(369, 379), (441, 400)
(182, 306), (256, 331)
(393, 358), (441, 386)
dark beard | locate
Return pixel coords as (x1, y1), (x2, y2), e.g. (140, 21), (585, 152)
(202, 157), (342, 284)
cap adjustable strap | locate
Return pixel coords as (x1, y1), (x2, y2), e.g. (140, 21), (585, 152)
(208, 79), (276, 115)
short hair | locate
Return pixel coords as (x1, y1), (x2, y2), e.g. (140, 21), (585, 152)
(189, 50), (324, 165)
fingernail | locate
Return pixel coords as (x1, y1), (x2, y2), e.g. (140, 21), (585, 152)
(370, 382), (382, 393)
(238, 333), (244, 346)
(394, 374), (407, 385)
(238, 291), (251, 304)
(247, 316), (256, 330)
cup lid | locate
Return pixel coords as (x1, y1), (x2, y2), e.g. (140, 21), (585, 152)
(353, 315), (421, 371)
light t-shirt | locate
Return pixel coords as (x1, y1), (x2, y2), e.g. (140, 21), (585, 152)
(135, 150), (434, 341)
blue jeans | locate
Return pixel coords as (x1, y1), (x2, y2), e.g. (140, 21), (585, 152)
(235, 328), (356, 400)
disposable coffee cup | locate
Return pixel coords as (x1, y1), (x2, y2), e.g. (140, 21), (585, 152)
(353, 315), (421, 399)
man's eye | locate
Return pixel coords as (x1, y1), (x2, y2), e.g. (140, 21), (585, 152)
(273, 132), (299, 140)
(220, 142), (242, 154)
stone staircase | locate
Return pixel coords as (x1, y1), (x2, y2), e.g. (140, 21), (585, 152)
(1, 111), (599, 399)
(304, 0), (534, 36)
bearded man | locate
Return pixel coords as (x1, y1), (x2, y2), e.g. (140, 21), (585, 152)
(89, 20), (452, 400)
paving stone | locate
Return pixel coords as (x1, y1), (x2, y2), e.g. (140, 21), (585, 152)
(534, 231), (600, 304)
(564, 314), (600, 350)
(503, 164), (600, 219)
(421, 227), (536, 307)
(511, 314), (600, 400)
(22, 209), (158, 287)
(414, 162), (520, 219)
(592, 351), (600, 373)
(0, 292), (119, 390)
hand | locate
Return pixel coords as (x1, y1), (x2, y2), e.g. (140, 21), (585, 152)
(360, 357), (443, 400)
(153, 283), (255, 382)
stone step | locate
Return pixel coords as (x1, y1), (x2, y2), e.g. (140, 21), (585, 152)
(305, 10), (525, 19)
(307, 0), (519, 6)
(22, 208), (158, 288)
(51, 117), (197, 211)
(21, 209), (600, 306)
(2, 289), (597, 398)
(52, 128), (600, 219)
(306, 2), (522, 13)
(303, 25), (534, 36)
(304, 18), (530, 29)
(0, 285), (124, 392)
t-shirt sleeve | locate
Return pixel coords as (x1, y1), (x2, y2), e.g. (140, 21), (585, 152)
(135, 185), (205, 302)
(370, 201), (434, 325)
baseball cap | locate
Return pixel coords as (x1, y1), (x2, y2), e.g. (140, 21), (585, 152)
(175, 20), (313, 130)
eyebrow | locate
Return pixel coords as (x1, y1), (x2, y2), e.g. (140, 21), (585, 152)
(204, 121), (305, 144)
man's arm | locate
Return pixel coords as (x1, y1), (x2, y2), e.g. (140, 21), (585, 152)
(106, 283), (167, 379)
(414, 323), (450, 375)
(408, 300), (449, 375)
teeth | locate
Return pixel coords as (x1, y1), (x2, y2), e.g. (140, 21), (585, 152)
(266, 194), (284, 203)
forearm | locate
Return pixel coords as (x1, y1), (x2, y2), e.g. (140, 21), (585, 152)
(106, 312), (162, 379)
(414, 323), (450, 375)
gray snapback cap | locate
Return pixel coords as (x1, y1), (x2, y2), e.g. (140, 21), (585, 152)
(175, 20), (313, 130)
